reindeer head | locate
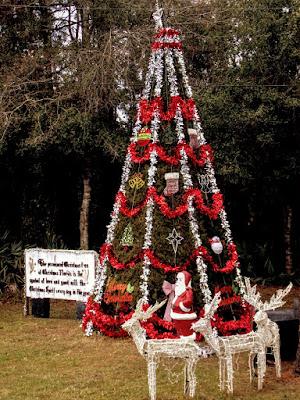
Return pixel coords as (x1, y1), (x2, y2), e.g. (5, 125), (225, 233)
(122, 298), (167, 333)
(254, 310), (268, 326)
(192, 292), (222, 335)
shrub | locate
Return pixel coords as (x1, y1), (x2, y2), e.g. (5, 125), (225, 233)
(0, 231), (24, 294)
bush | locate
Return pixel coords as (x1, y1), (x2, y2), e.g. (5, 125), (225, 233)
(0, 231), (24, 294)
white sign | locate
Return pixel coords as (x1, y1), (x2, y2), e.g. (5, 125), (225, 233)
(25, 249), (97, 302)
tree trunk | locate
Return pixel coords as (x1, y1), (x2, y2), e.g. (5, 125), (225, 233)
(284, 205), (293, 275)
(79, 167), (91, 250)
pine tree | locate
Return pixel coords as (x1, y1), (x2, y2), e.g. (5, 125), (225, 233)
(82, 5), (252, 339)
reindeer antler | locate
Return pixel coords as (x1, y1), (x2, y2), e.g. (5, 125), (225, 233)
(204, 292), (222, 319)
(263, 283), (293, 311)
(243, 277), (293, 311)
(134, 298), (167, 321)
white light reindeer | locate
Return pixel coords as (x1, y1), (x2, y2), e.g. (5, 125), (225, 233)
(122, 299), (204, 400)
(192, 292), (267, 393)
(243, 277), (293, 378)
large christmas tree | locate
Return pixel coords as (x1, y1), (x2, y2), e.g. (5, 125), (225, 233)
(82, 6), (252, 339)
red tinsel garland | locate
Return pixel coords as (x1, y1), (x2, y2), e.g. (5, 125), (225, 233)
(82, 297), (132, 338)
(215, 285), (235, 295)
(210, 288), (254, 335)
(200, 243), (239, 274)
(128, 142), (213, 167)
(154, 28), (180, 38)
(99, 242), (238, 275)
(116, 187), (223, 220)
(139, 96), (195, 123)
(82, 296), (253, 339)
(151, 41), (183, 50)
(213, 306), (254, 336)
(82, 297), (178, 339)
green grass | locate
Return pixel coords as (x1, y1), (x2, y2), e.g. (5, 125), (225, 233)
(0, 300), (300, 400)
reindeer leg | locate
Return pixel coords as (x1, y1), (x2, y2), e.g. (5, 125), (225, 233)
(249, 352), (255, 384)
(187, 357), (197, 397)
(273, 341), (281, 378)
(257, 350), (266, 390)
(219, 358), (225, 391)
(184, 358), (196, 397)
(184, 361), (188, 396)
(147, 356), (157, 400)
(226, 356), (234, 394)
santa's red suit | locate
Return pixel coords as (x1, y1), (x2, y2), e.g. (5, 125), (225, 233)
(170, 271), (197, 337)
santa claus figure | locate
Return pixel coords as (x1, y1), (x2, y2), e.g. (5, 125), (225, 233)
(170, 271), (197, 337)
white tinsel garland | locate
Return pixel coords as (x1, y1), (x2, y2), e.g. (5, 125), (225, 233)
(174, 49), (193, 98)
(154, 49), (164, 98)
(174, 107), (212, 303)
(165, 49), (179, 97)
(143, 51), (157, 99)
(139, 100), (162, 298)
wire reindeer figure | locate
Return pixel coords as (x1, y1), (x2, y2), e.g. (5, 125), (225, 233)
(192, 292), (266, 393)
(122, 298), (207, 400)
(243, 277), (293, 378)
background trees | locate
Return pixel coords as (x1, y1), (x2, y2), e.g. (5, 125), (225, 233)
(0, 0), (299, 290)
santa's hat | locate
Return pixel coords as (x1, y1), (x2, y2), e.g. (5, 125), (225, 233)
(178, 271), (192, 288)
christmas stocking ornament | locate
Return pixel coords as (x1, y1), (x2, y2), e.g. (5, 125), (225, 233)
(163, 172), (179, 196)
(188, 128), (200, 149)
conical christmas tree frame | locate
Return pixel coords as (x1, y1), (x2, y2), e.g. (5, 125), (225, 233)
(83, 8), (252, 339)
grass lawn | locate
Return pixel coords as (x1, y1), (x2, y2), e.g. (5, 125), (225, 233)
(1, 288), (300, 400)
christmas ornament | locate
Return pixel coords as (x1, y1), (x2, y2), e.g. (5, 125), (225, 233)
(197, 173), (212, 193)
(166, 228), (183, 254)
(188, 128), (199, 149)
(163, 172), (179, 196)
(120, 223), (134, 247)
(129, 173), (145, 190)
(137, 127), (152, 146)
(210, 236), (223, 254)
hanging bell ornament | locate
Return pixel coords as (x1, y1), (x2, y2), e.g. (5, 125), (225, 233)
(188, 128), (199, 149)
(137, 127), (152, 146)
(210, 236), (223, 254)
(129, 173), (145, 190)
(163, 172), (179, 196)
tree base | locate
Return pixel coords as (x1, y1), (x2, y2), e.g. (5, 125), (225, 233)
(267, 310), (299, 361)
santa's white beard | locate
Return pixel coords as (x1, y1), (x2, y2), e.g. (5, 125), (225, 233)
(175, 283), (186, 297)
